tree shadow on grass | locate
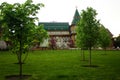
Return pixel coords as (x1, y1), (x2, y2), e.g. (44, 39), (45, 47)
(80, 59), (89, 62)
(5, 75), (32, 80)
(82, 65), (99, 68)
(14, 62), (25, 64)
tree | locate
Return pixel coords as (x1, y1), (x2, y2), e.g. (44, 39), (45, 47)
(0, 11), (4, 39)
(99, 24), (111, 53)
(0, 0), (44, 78)
(76, 21), (86, 61)
(76, 7), (99, 66)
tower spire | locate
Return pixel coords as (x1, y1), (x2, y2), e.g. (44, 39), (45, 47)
(72, 8), (80, 25)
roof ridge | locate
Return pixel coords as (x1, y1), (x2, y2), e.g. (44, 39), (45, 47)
(39, 22), (69, 31)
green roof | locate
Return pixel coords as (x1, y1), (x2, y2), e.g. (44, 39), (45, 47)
(72, 9), (80, 25)
(39, 22), (69, 31)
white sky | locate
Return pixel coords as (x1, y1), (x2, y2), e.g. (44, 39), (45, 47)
(0, 0), (120, 37)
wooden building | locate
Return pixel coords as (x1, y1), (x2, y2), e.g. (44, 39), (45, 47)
(39, 22), (71, 49)
(38, 9), (80, 49)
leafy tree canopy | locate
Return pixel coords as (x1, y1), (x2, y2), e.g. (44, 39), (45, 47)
(99, 24), (111, 49)
(33, 25), (49, 44)
(76, 7), (100, 49)
(0, 0), (44, 53)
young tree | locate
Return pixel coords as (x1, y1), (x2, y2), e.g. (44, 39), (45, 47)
(76, 23), (86, 61)
(99, 24), (112, 53)
(0, 0), (44, 78)
(76, 7), (99, 66)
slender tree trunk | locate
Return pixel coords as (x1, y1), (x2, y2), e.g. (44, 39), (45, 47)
(19, 40), (22, 79)
(19, 26), (23, 79)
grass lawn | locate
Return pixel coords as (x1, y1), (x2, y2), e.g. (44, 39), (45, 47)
(0, 50), (120, 80)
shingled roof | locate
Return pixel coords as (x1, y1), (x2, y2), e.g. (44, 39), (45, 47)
(39, 22), (69, 31)
(72, 9), (80, 25)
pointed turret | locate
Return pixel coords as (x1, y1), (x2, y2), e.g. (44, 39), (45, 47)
(72, 9), (80, 25)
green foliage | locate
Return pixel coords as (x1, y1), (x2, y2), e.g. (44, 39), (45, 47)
(76, 7), (100, 49)
(99, 24), (112, 50)
(34, 25), (48, 44)
(0, 0), (44, 54)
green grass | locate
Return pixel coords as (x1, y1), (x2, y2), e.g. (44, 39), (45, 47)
(0, 50), (120, 80)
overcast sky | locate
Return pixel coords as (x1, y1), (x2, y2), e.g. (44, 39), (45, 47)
(0, 0), (120, 37)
